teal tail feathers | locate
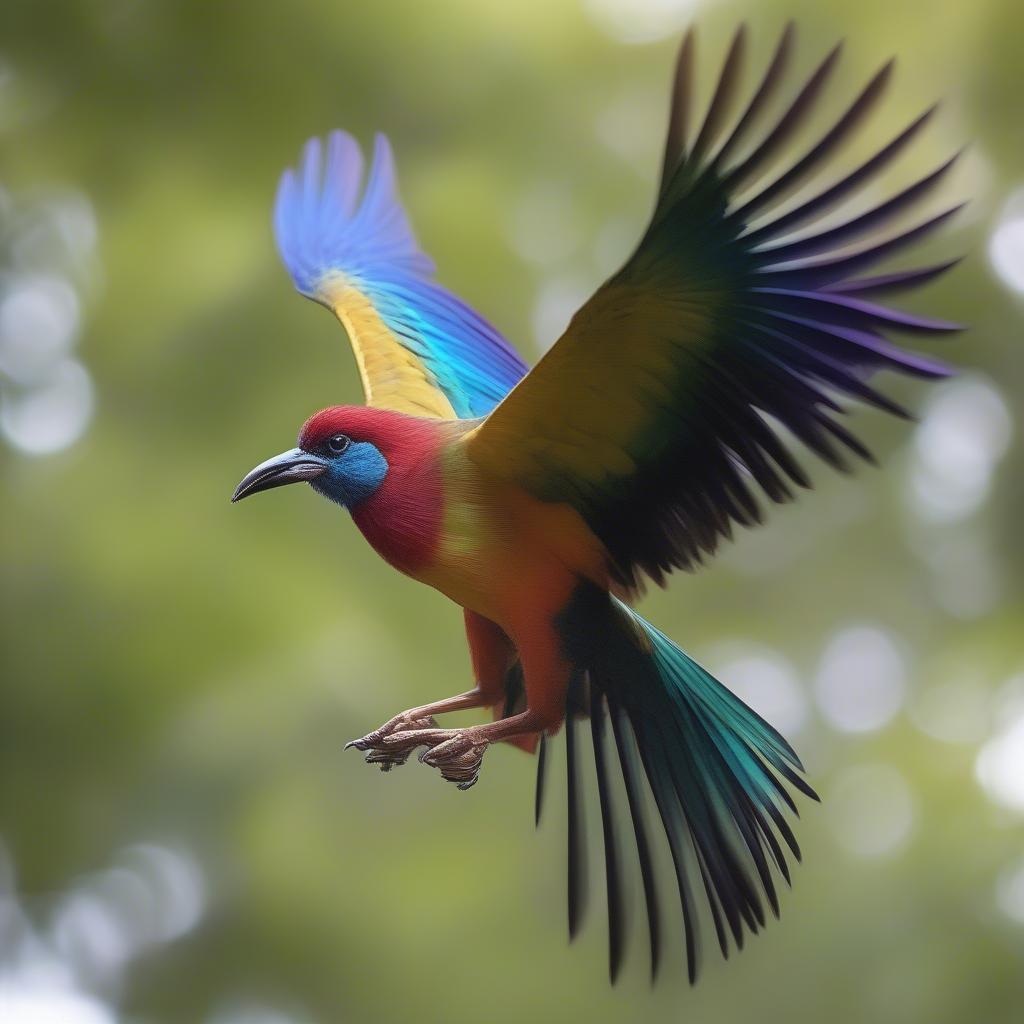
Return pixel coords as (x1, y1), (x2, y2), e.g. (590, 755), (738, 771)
(538, 588), (817, 984)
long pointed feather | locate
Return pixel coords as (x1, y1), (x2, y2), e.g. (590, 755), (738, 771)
(566, 688), (587, 941)
(723, 42), (844, 194)
(712, 22), (796, 171)
(753, 286), (964, 334)
(741, 320), (914, 418)
(733, 59), (894, 224)
(659, 29), (696, 196)
(823, 258), (961, 296)
(690, 25), (748, 167)
(740, 105), (938, 244)
(759, 203), (965, 288)
(608, 695), (662, 982)
(535, 731), (548, 827)
(639, 740), (701, 981)
(752, 152), (961, 264)
(590, 688), (625, 983)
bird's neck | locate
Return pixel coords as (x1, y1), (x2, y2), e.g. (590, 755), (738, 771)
(349, 417), (448, 576)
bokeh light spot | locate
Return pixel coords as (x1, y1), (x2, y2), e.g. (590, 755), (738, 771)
(827, 763), (915, 859)
(0, 840), (206, 1024)
(585, 0), (712, 44)
(1, 187), (98, 456)
(975, 707), (1024, 813)
(989, 188), (1024, 293)
(506, 182), (583, 267)
(120, 843), (205, 944)
(0, 358), (93, 455)
(593, 87), (662, 173)
(909, 672), (990, 745)
(815, 626), (907, 734)
(995, 857), (1024, 924)
(52, 892), (134, 980)
(0, 986), (116, 1024)
(907, 375), (1013, 525)
(0, 275), (79, 385)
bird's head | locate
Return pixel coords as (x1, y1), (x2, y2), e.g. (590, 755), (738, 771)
(231, 405), (392, 509)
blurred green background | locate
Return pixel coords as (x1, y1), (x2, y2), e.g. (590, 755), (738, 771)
(2, 1), (1023, 1021)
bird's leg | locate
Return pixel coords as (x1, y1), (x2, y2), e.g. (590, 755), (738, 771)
(380, 708), (556, 790)
(380, 608), (573, 788)
(346, 689), (488, 771)
(349, 610), (517, 773)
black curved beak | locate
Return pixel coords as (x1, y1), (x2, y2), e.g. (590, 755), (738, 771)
(231, 447), (327, 503)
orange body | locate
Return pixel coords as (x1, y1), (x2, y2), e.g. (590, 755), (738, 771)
(350, 418), (611, 737)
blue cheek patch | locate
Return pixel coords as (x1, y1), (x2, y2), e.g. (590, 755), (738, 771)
(313, 441), (388, 508)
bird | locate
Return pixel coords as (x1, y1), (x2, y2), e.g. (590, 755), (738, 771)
(231, 23), (962, 985)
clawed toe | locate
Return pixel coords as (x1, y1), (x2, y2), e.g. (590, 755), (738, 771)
(421, 735), (488, 790)
(349, 723), (448, 772)
(346, 719), (488, 789)
(345, 715), (439, 763)
(363, 746), (416, 771)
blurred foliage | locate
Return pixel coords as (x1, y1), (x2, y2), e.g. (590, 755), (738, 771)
(1, 1), (1023, 1022)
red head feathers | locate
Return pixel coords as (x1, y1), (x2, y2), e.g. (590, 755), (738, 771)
(299, 405), (447, 573)
(298, 405), (436, 453)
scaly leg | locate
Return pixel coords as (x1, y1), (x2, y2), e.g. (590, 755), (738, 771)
(347, 610), (516, 772)
(375, 619), (570, 789)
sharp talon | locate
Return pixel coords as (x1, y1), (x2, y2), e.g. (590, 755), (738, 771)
(350, 719), (487, 785)
(347, 715), (440, 760)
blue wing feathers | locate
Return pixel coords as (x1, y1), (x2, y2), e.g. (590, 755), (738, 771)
(275, 132), (432, 290)
(274, 131), (526, 417)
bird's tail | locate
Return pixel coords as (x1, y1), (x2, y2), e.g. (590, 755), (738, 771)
(536, 586), (816, 984)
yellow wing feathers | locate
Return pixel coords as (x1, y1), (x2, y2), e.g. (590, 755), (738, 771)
(321, 277), (457, 420)
(466, 280), (713, 494)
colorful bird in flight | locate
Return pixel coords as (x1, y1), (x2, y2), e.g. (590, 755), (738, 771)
(232, 24), (961, 983)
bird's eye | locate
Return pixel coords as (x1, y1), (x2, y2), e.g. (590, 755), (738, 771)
(326, 434), (350, 454)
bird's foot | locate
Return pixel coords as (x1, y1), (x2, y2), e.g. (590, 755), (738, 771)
(354, 727), (488, 790)
(419, 731), (489, 790)
(345, 713), (438, 772)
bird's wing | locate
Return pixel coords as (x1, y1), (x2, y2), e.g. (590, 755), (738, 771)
(274, 132), (528, 419)
(467, 24), (962, 589)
